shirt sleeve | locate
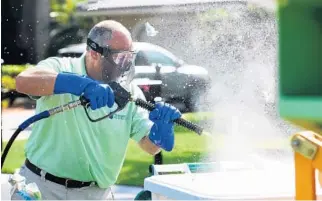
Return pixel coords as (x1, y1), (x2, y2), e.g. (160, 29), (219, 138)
(31, 57), (62, 72)
(28, 57), (62, 100)
(130, 85), (154, 143)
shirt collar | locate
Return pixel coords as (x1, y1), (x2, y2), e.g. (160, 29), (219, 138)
(79, 52), (88, 76)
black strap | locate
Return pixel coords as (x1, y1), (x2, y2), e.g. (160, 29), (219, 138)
(25, 159), (96, 188)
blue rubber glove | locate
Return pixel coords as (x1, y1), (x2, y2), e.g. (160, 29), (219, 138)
(54, 72), (114, 110)
(148, 102), (182, 151)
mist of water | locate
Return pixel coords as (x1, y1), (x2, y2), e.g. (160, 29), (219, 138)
(90, 0), (300, 168)
(196, 2), (299, 167)
(137, 1), (300, 167)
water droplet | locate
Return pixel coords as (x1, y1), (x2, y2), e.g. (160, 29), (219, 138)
(145, 22), (158, 37)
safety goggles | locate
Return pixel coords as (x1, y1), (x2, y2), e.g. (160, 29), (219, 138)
(87, 38), (136, 73)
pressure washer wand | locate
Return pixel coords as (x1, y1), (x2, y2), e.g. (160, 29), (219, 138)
(107, 81), (205, 135)
(132, 98), (204, 135)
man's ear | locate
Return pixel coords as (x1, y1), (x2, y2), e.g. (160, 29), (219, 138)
(89, 50), (101, 60)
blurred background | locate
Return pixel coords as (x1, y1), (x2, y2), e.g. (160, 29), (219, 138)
(2, 0), (277, 111)
(1, 0), (299, 189)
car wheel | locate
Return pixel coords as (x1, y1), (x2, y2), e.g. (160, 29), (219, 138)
(134, 190), (152, 200)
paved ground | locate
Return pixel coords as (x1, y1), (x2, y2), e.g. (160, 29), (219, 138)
(1, 108), (143, 200)
(2, 108), (34, 141)
(1, 173), (143, 200)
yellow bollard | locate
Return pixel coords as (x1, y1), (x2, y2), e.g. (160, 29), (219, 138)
(291, 131), (322, 200)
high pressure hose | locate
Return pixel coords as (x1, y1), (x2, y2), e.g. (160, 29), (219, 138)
(1, 111), (50, 168)
(1, 99), (85, 169)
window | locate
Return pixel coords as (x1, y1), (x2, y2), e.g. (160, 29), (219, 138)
(134, 50), (177, 66)
(134, 51), (150, 66)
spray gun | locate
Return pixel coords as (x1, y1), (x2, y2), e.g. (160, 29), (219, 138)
(1, 81), (204, 169)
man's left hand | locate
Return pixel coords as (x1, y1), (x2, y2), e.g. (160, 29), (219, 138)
(148, 102), (182, 151)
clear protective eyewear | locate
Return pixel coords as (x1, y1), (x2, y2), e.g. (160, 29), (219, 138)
(87, 38), (136, 73)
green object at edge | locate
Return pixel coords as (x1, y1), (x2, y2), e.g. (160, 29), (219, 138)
(278, 0), (322, 133)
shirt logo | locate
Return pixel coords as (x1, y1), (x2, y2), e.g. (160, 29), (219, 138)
(110, 114), (127, 120)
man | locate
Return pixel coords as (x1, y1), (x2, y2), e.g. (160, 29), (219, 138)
(13, 20), (181, 200)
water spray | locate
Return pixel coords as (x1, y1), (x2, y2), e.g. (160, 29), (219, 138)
(145, 22), (159, 37)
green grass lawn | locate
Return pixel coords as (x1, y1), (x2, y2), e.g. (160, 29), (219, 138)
(1, 112), (291, 186)
(116, 131), (210, 186)
(1, 131), (211, 186)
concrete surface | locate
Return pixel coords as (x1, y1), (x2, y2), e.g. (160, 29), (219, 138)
(1, 173), (143, 200)
(2, 109), (34, 141)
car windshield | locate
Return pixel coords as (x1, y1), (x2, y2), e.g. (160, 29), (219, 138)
(134, 50), (179, 67)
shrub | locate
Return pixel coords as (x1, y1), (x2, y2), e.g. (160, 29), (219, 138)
(1, 65), (33, 108)
(1, 65), (32, 90)
(1, 65), (30, 76)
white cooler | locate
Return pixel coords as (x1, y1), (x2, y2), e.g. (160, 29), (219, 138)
(141, 162), (322, 200)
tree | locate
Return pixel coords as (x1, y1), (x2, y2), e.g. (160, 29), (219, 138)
(50, 0), (85, 25)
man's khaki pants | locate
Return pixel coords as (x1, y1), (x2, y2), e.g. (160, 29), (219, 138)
(11, 165), (112, 200)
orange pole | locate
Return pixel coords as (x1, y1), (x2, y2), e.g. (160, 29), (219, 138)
(311, 133), (322, 190)
(293, 131), (322, 200)
(294, 152), (316, 200)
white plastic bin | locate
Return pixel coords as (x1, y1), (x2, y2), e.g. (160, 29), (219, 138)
(141, 162), (322, 200)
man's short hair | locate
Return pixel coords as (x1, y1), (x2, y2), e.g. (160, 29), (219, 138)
(86, 20), (131, 51)
(86, 26), (113, 51)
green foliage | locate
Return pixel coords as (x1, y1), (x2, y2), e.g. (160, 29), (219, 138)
(198, 2), (275, 24)
(2, 65), (29, 76)
(198, 8), (230, 23)
(2, 76), (16, 90)
(1, 65), (31, 90)
(50, 0), (87, 24)
(246, 3), (275, 20)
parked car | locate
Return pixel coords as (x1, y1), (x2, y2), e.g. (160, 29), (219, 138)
(57, 42), (211, 111)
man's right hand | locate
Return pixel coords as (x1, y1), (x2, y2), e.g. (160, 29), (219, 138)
(53, 72), (115, 110)
(83, 83), (114, 110)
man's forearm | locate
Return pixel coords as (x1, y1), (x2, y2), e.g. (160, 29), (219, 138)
(16, 68), (58, 96)
(139, 136), (161, 155)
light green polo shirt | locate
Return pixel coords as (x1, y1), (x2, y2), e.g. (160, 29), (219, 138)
(25, 54), (153, 188)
